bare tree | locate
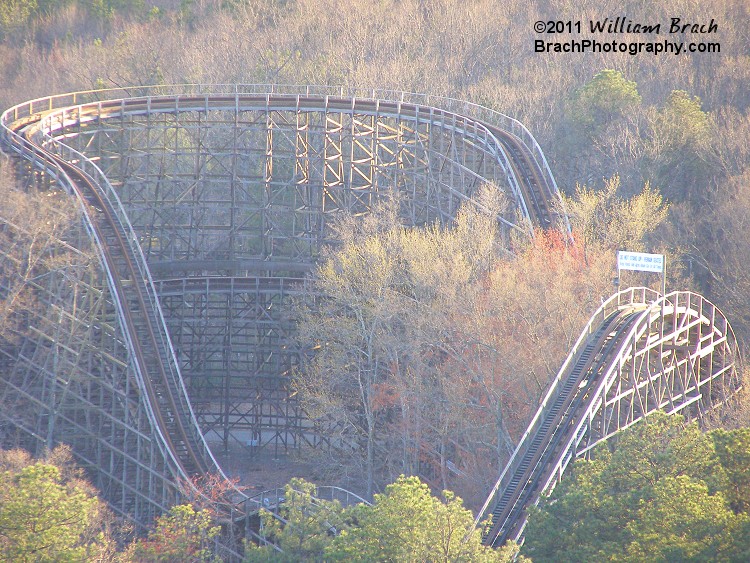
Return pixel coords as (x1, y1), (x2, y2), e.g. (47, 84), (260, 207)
(0, 162), (80, 345)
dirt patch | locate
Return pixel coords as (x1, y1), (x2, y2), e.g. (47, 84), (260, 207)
(208, 442), (320, 495)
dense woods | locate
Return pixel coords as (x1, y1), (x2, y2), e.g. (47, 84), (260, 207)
(5, 414), (750, 561)
(292, 182), (671, 505)
(1, 445), (518, 561)
(0, 446), (221, 561)
(2, 0), (750, 558)
(523, 412), (750, 561)
(2, 0), (748, 334)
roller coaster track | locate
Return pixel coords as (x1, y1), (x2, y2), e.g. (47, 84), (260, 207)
(477, 287), (741, 547)
(479, 303), (645, 546)
(28, 137), (212, 477)
(482, 122), (557, 228)
(0, 86), (739, 555)
(0, 85), (561, 535)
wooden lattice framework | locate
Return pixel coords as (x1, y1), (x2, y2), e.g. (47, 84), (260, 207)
(0, 85), (561, 528)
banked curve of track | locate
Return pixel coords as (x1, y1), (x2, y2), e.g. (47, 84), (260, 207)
(2, 93), (247, 533)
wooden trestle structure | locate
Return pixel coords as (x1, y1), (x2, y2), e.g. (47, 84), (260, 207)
(0, 85), (562, 532)
(0, 86), (740, 555)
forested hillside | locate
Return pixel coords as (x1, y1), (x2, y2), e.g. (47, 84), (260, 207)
(1, 0), (750, 556)
(1, 0), (748, 330)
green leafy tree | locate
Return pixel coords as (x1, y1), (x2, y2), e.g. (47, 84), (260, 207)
(126, 504), (220, 562)
(713, 427), (750, 513)
(656, 90), (712, 150)
(0, 447), (115, 562)
(245, 476), (521, 562)
(523, 412), (750, 562)
(568, 69), (642, 136)
(602, 411), (725, 493)
(625, 475), (741, 561)
(244, 478), (348, 562)
(646, 90), (717, 201)
(325, 475), (521, 562)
